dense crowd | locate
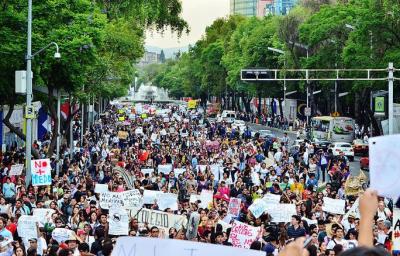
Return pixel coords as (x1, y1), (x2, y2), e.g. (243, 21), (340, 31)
(0, 102), (393, 256)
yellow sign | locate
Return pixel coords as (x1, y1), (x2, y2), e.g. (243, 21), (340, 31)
(25, 106), (35, 119)
(118, 116), (125, 121)
(332, 112), (340, 117)
(118, 109), (124, 114)
(188, 100), (197, 109)
(141, 113), (148, 119)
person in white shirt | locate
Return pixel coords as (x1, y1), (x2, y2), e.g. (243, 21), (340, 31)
(327, 226), (348, 250)
(377, 201), (391, 220)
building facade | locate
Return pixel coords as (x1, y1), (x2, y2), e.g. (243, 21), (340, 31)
(138, 51), (161, 67)
(231, 0), (297, 17)
(230, 0), (258, 17)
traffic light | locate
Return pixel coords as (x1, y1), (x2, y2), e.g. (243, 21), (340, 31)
(241, 69), (272, 81)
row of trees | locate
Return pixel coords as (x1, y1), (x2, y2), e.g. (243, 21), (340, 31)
(0, 0), (188, 157)
(146, 0), (400, 134)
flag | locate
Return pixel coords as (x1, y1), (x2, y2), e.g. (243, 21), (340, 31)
(60, 101), (70, 119)
(38, 107), (51, 141)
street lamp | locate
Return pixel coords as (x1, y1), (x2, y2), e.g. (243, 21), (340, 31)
(26, 0), (61, 185)
(289, 41), (310, 124)
(267, 47), (287, 118)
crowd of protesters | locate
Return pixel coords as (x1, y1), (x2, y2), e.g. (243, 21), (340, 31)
(0, 102), (393, 256)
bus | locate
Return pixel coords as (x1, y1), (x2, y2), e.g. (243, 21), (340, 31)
(311, 116), (355, 143)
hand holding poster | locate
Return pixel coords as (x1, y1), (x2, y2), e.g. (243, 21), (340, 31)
(265, 204), (297, 223)
(199, 190), (213, 209)
(9, 164), (24, 176)
(228, 198), (241, 217)
(33, 208), (55, 225)
(262, 194), (281, 205)
(369, 135), (400, 199)
(31, 159), (52, 186)
(141, 168), (154, 175)
(100, 190), (143, 209)
(228, 220), (262, 249)
(94, 184), (109, 194)
(157, 193), (178, 211)
(322, 197), (346, 215)
(109, 208), (129, 235)
(17, 216), (38, 239)
(52, 228), (75, 244)
(248, 199), (268, 218)
(143, 190), (163, 204)
(158, 164), (173, 174)
(112, 237), (264, 256)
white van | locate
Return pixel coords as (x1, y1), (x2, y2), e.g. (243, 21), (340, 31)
(220, 110), (236, 123)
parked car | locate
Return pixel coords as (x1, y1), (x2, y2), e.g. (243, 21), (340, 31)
(360, 156), (369, 170)
(330, 142), (355, 161)
(312, 138), (331, 151)
(352, 139), (369, 155)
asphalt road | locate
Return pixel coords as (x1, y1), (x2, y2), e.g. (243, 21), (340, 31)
(246, 123), (365, 178)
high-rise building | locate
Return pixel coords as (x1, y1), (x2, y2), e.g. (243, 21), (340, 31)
(257, 0), (274, 17)
(269, 0), (297, 15)
(230, 0), (258, 17)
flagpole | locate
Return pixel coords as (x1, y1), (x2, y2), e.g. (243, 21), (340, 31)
(56, 90), (61, 176)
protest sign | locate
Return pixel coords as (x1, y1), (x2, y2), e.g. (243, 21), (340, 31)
(135, 127), (143, 135)
(265, 204), (297, 223)
(122, 190), (143, 209)
(199, 190), (214, 209)
(157, 193), (178, 211)
(109, 208), (129, 235)
(392, 208), (400, 254)
(302, 217), (318, 226)
(52, 228), (75, 244)
(158, 164), (173, 174)
(163, 117), (170, 123)
(33, 208), (55, 225)
(322, 197), (346, 215)
(131, 208), (187, 237)
(94, 184), (109, 194)
(210, 165), (220, 180)
(343, 198), (360, 220)
(143, 190), (163, 204)
(249, 199), (268, 218)
(262, 193), (281, 205)
(174, 168), (186, 176)
(197, 165), (207, 172)
(100, 190), (143, 209)
(369, 135), (400, 199)
(31, 159), (52, 186)
(17, 215), (38, 239)
(228, 198), (241, 217)
(141, 168), (154, 175)
(150, 133), (158, 142)
(9, 164), (24, 176)
(217, 220), (232, 232)
(228, 220), (262, 249)
(112, 236), (264, 256)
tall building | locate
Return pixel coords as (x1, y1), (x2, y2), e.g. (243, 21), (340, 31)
(257, 0), (274, 16)
(137, 51), (161, 67)
(230, 0), (258, 17)
(271, 0), (297, 15)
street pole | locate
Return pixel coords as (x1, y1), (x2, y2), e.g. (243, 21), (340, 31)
(306, 86), (309, 125)
(56, 90), (60, 176)
(69, 97), (74, 159)
(388, 62), (394, 135)
(25, 0), (33, 186)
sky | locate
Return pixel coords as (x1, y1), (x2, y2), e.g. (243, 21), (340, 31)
(145, 0), (230, 49)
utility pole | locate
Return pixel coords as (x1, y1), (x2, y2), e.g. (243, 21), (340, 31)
(25, 0), (33, 186)
(56, 90), (61, 176)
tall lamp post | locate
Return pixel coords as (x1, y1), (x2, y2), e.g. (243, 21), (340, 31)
(26, 0), (61, 185)
(267, 47), (286, 117)
(290, 41), (310, 123)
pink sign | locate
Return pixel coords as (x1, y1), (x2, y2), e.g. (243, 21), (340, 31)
(228, 198), (241, 217)
(228, 220), (261, 249)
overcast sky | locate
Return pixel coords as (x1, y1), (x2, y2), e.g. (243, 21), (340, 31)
(145, 0), (230, 48)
